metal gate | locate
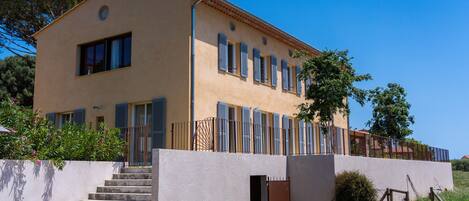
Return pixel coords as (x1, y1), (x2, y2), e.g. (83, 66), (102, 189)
(267, 177), (290, 201)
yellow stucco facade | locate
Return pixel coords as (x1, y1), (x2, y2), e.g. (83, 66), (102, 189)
(33, 0), (348, 151)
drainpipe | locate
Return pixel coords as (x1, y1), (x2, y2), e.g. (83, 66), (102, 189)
(191, 0), (203, 140)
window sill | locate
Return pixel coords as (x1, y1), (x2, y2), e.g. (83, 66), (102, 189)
(77, 65), (131, 77)
(219, 70), (246, 80)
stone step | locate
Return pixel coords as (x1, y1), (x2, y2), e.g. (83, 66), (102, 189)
(97, 186), (152, 194)
(88, 192), (151, 201)
(120, 167), (152, 174)
(105, 179), (152, 186)
(112, 173), (152, 179)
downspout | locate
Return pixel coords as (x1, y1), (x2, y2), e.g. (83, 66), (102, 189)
(191, 0), (203, 141)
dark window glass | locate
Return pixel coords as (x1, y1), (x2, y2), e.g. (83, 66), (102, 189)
(260, 57), (266, 83)
(79, 33), (131, 76)
(122, 36), (132, 67)
(227, 43), (234, 73)
(84, 46), (95, 75)
(94, 43), (106, 73)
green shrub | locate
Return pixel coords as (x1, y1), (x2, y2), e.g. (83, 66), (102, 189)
(335, 171), (377, 201)
(0, 99), (124, 169)
(451, 159), (469, 172)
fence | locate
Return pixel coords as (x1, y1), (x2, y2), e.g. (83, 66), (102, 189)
(171, 118), (348, 156)
(349, 131), (450, 162)
(169, 118), (450, 162)
(117, 118), (449, 166)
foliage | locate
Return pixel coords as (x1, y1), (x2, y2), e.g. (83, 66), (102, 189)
(0, 0), (83, 57)
(451, 159), (469, 172)
(367, 83), (414, 139)
(416, 171), (469, 201)
(296, 50), (371, 131)
(0, 55), (35, 106)
(0, 99), (123, 169)
(335, 171), (377, 201)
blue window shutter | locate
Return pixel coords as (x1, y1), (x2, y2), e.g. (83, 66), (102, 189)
(253, 109), (262, 154)
(282, 115), (290, 155)
(242, 107), (251, 153)
(296, 65), (302, 96)
(46, 113), (57, 127)
(218, 33), (228, 71)
(240, 42), (248, 78)
(115, 103), (128, 128)
(305, 78), (312, 96)
(298, 120), (305, 154)
(253, 48), (261, 82)
(152, 98), (166, 148)
(281, 60), (288, 90)
(273, 113), (280, 155)
(217, 102), (229, 152)
(271, 56), (277, 87)
(73, 108), (86, 125)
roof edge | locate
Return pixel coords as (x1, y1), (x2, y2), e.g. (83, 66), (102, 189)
(203, 0), (321, 55)
(32, 0), (89, 39)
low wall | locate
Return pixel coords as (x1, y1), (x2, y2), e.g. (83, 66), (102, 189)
(334, 155), (453, 200)
(288, 155), (453, 201)
(152, 149), (287, 201)
(0, 160), (121, 201)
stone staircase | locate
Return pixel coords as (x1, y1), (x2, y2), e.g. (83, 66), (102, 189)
(85, 166), (152, 201)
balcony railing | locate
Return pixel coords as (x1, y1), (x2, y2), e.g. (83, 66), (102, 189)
(118, 118), (449, 166)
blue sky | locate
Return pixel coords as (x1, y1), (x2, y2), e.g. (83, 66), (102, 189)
(228, 0), (468, 159)
(1, 1), (467, 159)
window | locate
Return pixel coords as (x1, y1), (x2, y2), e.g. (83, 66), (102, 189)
(228, 106), (238, 152)
(286, 67), (292, 91)
(59, 112), (74, 128)
(260, 56), (267, 83)
(96, 116), (104, 130)
(79, 33), (131, 75)
(227, 42), (236, 74)
(134, 103), (152, 127)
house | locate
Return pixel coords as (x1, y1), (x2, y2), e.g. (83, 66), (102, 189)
(32, 0), (349, 160)
(462, 155), (469, 159)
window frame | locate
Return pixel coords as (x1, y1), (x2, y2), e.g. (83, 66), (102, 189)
(79, 33), (132, 76)
(59, 112), (74, 128)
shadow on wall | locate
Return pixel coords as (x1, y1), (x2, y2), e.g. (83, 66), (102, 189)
(0, 160), (57, 201)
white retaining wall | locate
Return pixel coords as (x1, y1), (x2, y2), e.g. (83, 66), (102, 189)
(152, 149), (287, 201)
(288, 155), (453, 201)
(0, 160), (121, 201)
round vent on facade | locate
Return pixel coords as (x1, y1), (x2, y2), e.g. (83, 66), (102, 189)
(99, 6), (109, 21)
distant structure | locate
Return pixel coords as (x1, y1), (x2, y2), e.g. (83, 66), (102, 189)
(462, 155), (469, 159)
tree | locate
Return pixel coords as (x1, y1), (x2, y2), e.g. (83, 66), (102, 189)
(296, 50), (371, 132)
(367, 83), (415, 139)
(0, 0), (83, 58)
(0, 55), (35, 106)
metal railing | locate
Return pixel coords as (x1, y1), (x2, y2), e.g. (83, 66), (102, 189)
(120, 126), (152, 166)
(350, 131), (450, 162)
(171, 118), (349, 156)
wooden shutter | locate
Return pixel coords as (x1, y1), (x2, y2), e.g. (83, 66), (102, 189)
(73, 108), (86, 125)
(296, 66), (302, 96)
(298, 120), (305, 155)
(273, 113), (280, 155)
(45, 113), (57, 127)
(218, 33), (228, 71)
(240, 42), (248, 78)
(253, 109), (262, 154)
(152, 98), (166, 148)
(281, 60), (288, 90)
(271, 55), (277, 87)
(253, 48), (261, 82)
(242, 107), (251, 153)
(217, 102), (229, 152)
(282, 115), (290, 155)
